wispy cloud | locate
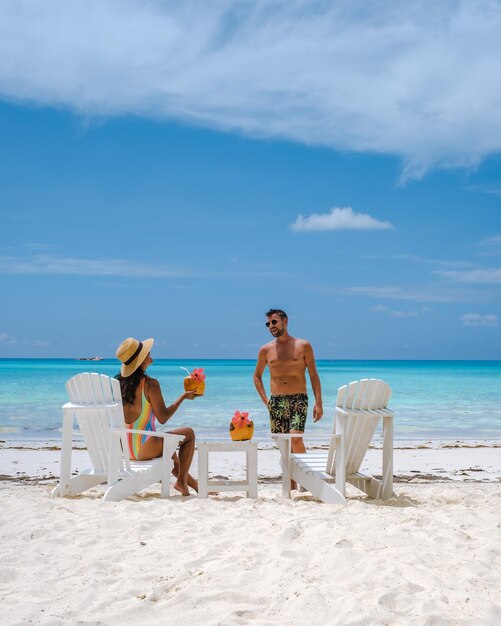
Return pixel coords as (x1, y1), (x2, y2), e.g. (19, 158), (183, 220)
(460, 313), (498, 327)
(345, 286), (457, 303)
(0, 332), (15, 345)
(309, 281), (500, 304)
(393, 254), (475, 269)
(479, 235), (501, 245)
(0, 331), (49, 347)
(290, 207), (394, 232)
(311, 284), (465, 303)
(0, 254), (293, 279)
(363, 253), (474, 269)
(473, 235), (501, 258)
(476, 234), (501, 252)
(467, 185), (501, 197)
(23, 242), (54, 252)
(434, 268), (501, 284)
(5, 212), (32, 221)
(0, 254), (188, 277)
(371, 304), (429, 318)
(2, 1), (501, 178)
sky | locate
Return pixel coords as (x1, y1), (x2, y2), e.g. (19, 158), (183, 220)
(0, 0), (500, 360)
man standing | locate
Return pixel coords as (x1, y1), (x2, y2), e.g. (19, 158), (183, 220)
(253, 309), (323, 455)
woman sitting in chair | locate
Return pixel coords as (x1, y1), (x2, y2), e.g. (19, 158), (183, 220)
(116, 337), (198, 496)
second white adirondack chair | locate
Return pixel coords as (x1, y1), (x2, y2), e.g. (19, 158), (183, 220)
(51, 373), (184, 502)
(274, 378), (394, 504)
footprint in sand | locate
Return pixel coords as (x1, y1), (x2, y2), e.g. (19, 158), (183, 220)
(280, 549), (298, 559)
(379, 587), (424, 613)
(378, 592), (398, 610)
(281, 525), (303, 542)
(335, 538), (353, 549)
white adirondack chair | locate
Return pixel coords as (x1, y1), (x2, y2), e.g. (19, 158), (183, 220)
(273, 378), (394, 504)
(51, 373), (184, 502)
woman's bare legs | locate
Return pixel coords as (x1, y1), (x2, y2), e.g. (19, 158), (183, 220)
(172, 452), (198, 493)
(137, 427), (198, 496)
(168, 427), (196, 496)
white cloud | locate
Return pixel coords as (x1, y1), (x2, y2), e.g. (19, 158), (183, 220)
(434, 268), (501, 284)
(394, 254), (475, 269)
(460, 313), (498, 327)
(371, 304), (428, 318)
(2, 1), (501, 178)
(475, 235), (501, 257)
(310, 282), (498, 304)
(468, 185), (501, 197)
(0, 331), (49, 347)
(0, 254), (292, 279)
(477, 235), (501, 247)
(0, 254), (188, 277)
(290, 207), (394, 232)
(0, 332), (16, 345)
(390, 310), (419, 318)
(345, 286), (456, 303)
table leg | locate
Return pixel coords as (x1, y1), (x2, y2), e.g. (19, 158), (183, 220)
(248, 445), (258, 498)
(198, 444), (208, 499)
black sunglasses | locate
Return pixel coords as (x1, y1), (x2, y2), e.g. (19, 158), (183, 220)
(265, 319), (279, 327)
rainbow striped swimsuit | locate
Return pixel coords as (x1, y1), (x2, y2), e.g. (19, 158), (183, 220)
(127, 379), (157, 461)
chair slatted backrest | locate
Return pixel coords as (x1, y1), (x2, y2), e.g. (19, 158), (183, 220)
(65, 373), (126, 474)
(109, 377), (132, 473)
(332, 378), (392, 476)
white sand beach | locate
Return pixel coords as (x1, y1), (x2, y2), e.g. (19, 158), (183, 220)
(2, 438), (500, 484)
(1, 441), (500, 625)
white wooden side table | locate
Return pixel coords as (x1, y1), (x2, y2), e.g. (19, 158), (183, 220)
(197, 441), (258, 498)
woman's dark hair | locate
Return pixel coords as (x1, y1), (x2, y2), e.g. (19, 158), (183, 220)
(115, 368), (146, 405)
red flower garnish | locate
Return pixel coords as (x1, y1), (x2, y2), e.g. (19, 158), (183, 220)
(191, 368), (206, 381)
(231, 411), (251, 427)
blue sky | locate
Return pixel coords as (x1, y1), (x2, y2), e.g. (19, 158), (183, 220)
(0, 1), (500, 359)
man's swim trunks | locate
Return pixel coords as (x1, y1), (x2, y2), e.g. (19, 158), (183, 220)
(268, 393), (308, 433)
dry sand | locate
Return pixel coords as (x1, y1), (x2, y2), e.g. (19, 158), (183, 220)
(1, 442), (500, 625)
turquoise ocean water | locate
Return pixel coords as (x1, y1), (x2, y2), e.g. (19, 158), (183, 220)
(0, 359), (500, 441)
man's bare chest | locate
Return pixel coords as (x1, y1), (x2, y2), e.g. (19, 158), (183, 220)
(267, 346), (305, 367)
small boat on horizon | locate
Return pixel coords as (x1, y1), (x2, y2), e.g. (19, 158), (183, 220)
(75, 356), (104, 361)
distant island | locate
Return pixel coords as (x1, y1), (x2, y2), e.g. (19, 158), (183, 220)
(75, 356), (104, 361)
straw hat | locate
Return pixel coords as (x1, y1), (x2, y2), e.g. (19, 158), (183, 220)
(116, 337), (154, 377)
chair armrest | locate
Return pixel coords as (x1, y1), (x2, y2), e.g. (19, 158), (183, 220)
(336, 407), (394, 417)
(156, 431), (186, 444)
(111, 428), (184, 443)
(63, 401), (120, 410)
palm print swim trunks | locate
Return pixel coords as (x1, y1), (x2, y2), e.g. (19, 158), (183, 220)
(268, 393), (308, 433)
